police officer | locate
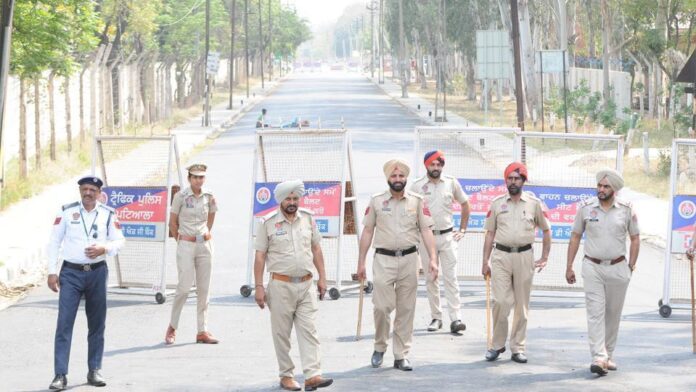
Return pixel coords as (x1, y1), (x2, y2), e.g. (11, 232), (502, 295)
(482, 162), (550, 363)
(357, 159), (438, 371)
(410, 150), (470, 334)
(165, 164), (219, 345)
(566, 169), (639, 376)
(254, 180), (333, 391)
(47, 176), (125, 390)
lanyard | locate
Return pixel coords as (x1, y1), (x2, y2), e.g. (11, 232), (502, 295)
(80, 210), (99, 239)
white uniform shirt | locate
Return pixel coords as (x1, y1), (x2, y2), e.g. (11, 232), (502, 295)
(47, 201), (126, 274)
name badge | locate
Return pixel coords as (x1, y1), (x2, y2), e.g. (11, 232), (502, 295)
(275, 230), (287, 236)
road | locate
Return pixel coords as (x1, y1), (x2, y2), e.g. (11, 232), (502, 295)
(1, 72), (695, 392)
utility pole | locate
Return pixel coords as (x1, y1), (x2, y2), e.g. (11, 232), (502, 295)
(204, 0), (211, 126)
(228, 0), (236, 109)
(378, 0), (384, 84)
(510, 0), (525, 132)
(366, 1), (376, 79)
(0, 0), (15, 199)
(245, 0), (250, 98)
(268, 0), (272, 81)
(258, 0), (264, 89)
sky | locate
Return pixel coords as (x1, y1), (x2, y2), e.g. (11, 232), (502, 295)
(290, 0), (363, 30)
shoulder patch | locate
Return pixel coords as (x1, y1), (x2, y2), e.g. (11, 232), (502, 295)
(61, 201), (80, 211)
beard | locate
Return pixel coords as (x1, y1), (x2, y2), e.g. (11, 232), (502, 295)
(507, 184), (521, 195)
(388, 180), (406, 192)
(427, 169), (441, 179)
(597, 190), (614, 200)
(283, 204), (298, 214)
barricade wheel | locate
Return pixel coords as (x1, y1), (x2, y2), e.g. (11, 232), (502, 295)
(364, 281), (374, 294)
(240, 285), (253, 297)
(659, 304), (672, 318)
(329, 287), (341, 300)
(155, 292), (166, 304)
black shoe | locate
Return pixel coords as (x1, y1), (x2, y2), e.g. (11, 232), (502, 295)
(450, 320), (466, 334)
(87, 370), (107, 387)
(393, 358), (413, 371)
(371, 351), (384, 368)
(485, 347), (506, 361)
(427, 319), (443, 331)
(49, 374), (67, 390)
(511, 353), (528, 363)
(590, 361), (609, 376)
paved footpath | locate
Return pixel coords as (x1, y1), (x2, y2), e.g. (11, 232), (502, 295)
(1, 72), (695, 392)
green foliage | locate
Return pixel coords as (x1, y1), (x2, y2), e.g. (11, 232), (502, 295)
(548, 80), (619, 131)
(657, 150), (671, 177)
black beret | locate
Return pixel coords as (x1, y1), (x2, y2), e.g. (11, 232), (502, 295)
(77, 176), (104, 188)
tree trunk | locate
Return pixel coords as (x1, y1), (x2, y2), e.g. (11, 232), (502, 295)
(79, 68), (86, 146)
(518, 0), (539, 120)
(466, 56), (476, 100)
(48, 72), (56, 161)
(19, 79), (27, 178)
(600, 0), (611, 107)
(586, 0), (596, 61)
(64, 75), (72, 154)
(398, 0), (408, 98)
(654, 0), (669, 119)
(34, 78), (41, 169)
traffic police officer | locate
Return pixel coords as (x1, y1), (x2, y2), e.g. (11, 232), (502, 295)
(482, 162), (551, 363)
(165, 164), (219, 345)
(566, 169), (639, 376)
(357, 159), (438, 371)
(253, 180), (334, 392)
(410, 150), (470, 334)
(47, 175), (125, 390)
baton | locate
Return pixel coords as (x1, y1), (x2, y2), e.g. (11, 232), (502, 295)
(356, 279), (365, 341)
(486, 275), (492, 350)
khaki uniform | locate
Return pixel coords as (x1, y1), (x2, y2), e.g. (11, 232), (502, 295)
(169, 187), (217, 333)
(363, 190), (434, 359)
(484, 192), (549, 354)
(572, 197), (639, 362)
(410, 175), (468, 322)
(254, 208), (323, 379)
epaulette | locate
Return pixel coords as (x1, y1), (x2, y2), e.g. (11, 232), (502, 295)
(371, 190), (388, 198)
(202, 187), (214, 196)
(413, 175), (427, 183)
(61, 201), (80, 211)
(260, 210), (279, 224)
(98, 204), (116, 213)
(491, 194), (507, 202)
(298, 207), (314, 215)
(578, 197), (597, 208)
(406, 190), (423, 199)
(616, 199), (633, 209)
(442, 174), (456, 180)
(523, 190), (540, 201)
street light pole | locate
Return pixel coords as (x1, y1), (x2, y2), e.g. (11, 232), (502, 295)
(510, 0), (525, 132)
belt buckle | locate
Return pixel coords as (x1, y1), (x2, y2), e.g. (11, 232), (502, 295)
(395, 250), (403, 257)
(196, 234), (204, 242)
(290, 276), (302, 283)
(510, 247), (519, 253)
(83, 264), (92, 272)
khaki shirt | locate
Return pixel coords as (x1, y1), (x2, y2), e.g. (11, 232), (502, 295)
(410, 175), (468, 230)
(171, 187), (218, 236)
(363, 190), (434, 249)
(571, 197), (640, 260)
(254, 208), (321, 277)
(484, 191), (550, 247)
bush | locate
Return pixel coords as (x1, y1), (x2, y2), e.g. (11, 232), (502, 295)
(657, 150), (671, 177)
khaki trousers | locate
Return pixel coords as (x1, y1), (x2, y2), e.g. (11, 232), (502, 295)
(581, 258), (631, 362)
(420, 233), (461, 322)
(266, 278), (322, 379)
(170, 240), (213, 332)
(490, 248), (535, 354)
(372, 252), (419, 360)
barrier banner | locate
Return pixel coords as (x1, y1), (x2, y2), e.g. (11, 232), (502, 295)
(670, 195), (696, 253)
(253, 181), (342, 236)
(101, 186), (168, 241)
(456, 179), (594, 240)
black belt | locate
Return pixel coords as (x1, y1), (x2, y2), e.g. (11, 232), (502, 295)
(375, 246), (418, 257)
(495, 243), (532, 253)
(63, 260), (106, 272)
(433, 227), (453, 235)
